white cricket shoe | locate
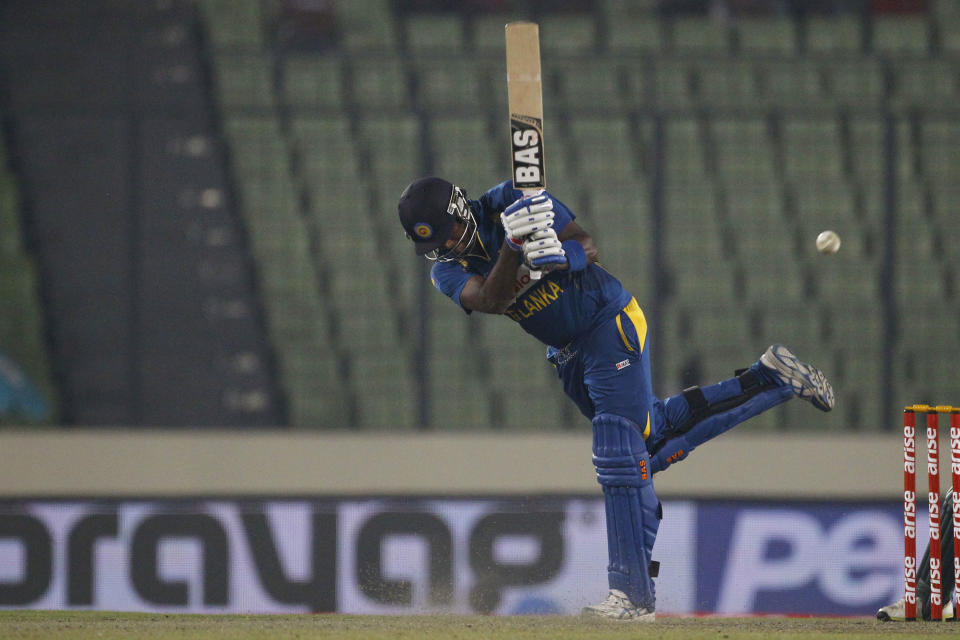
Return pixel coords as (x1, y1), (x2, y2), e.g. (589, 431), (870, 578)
(581, 590), (655, 621)
(877, 597), (955, 621)
(760, 344), (835, 412)
(876, 597), (907, 621)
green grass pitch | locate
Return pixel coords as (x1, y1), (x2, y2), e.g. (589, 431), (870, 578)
(1, 611), (957, 639)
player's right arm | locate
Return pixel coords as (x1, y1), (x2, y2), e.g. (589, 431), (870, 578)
(458, 239), (522, 314)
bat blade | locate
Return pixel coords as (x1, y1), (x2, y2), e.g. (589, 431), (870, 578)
(505, 22), (545, 194)
(506, 21), (545, 280)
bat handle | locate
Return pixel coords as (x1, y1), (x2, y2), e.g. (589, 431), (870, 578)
(522, 188), (543, 280)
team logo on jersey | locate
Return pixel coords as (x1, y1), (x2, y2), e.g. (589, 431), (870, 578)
(615, 359), (631, 371)
(414, 223), (433, 239)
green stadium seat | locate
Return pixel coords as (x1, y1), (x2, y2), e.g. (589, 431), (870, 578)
(710, 117), (776, 183)
(805, 16), (864, 53)
(350, 58), (410, 109)
(430, 116), (498, 188)
(351, 350), (417, 429)
(430, 376), (492, 429)
(281, 56), (344, 110)
(756, 302), (823, 355)
(333, 295), (400, 349)
(664, 185), (723, 260)
(588, 185), (654, 305)
(482, 321), (551, 384)
(760, 60), (825, 109)
(550, 59), (624, 111)
(894, 346), (960, 414)
(861, 181), (926, 236)
(781, 117), (844, 183)
(568, 117), (640, 185)
(891, 60), (957, 109)
(725, 183), (803, 301)
(470, 14), (512, 55)
(357, 115), (421, 186)
(210, 54), (275, 109)
(823, 58), (885, 107)
(724, 181), (787, 241)
(427, 294), (493, 429)
(736, 17), (797, 55)
(333, 0), (398, 51)
(928, 187), (960, 270)
(482, 327), (568, 430)
(290, 116), (361, 183)
(412, 58), (483, 111)
(664, 183), (739, 304)
(608, 17), (662, 53)
(684, 308), (752, 358)
(939, 11), (960, 53)
(495, 387), (568, 431)
(920, 119), (960, 185)
(476, 57), (508, 115)
(405, 14), (465, 53)
(540, 14), (597, 55)
(671, 17), (731, 53)
(543, 128), (577, 191)
(848, 118), (914, 185)
(832, 340), (883, 431)
(664, 117), (706, 180)
(651, 60), (693, 110)
(694, 60), (760, 109)
(932, 0), (960, 20)
(894, 306), (960, 405)
(872, 15), (930, 55)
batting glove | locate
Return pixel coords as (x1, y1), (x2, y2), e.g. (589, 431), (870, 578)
(500, 194), (554, 251)
(523, 228), (566, 269)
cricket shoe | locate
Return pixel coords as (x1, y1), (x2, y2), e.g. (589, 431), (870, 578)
(876, 597), (955, 621)
(876, 597), (906, 621)
(581, 590), (655, 621)
(759, 344), (835, 412)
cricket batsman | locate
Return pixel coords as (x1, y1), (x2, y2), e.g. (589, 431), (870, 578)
(397, 176), (835, 620)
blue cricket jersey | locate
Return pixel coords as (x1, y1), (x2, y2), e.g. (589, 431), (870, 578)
(430, 180), (633, 348)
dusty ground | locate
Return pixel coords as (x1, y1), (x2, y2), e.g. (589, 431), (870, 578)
(1, 611), (957, 639)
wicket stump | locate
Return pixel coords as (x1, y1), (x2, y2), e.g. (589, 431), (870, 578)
(903, 404), (960, 621)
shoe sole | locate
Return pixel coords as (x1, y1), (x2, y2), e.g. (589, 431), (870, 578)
(760, 344), (835, 412)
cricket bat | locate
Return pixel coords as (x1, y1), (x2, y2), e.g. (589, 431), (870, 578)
(505, 21), (545, 279)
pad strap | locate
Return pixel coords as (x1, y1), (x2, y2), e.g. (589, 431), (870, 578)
(665, 368), (769, 442)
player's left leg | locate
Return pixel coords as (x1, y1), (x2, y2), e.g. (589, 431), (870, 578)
(582, 412), (658, 620)
(575, 299), (659, 620)
(648, 344), (833, 474)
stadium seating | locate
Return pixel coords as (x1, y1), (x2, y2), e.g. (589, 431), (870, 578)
(190, 3), (960, 433)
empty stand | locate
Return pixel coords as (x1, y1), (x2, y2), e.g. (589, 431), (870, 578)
(8, 3), (953, 433)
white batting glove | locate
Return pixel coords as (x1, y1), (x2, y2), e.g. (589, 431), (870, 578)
(523, 228), (566, 270)
(500, 194), (554, 251)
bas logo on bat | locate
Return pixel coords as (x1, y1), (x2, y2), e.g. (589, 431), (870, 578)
(510, 115), (544, 188)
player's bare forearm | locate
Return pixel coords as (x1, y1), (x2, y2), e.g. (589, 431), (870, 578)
(458, 240), (523, 314)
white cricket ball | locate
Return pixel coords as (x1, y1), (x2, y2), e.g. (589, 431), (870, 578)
(816, 230), (841, 255)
